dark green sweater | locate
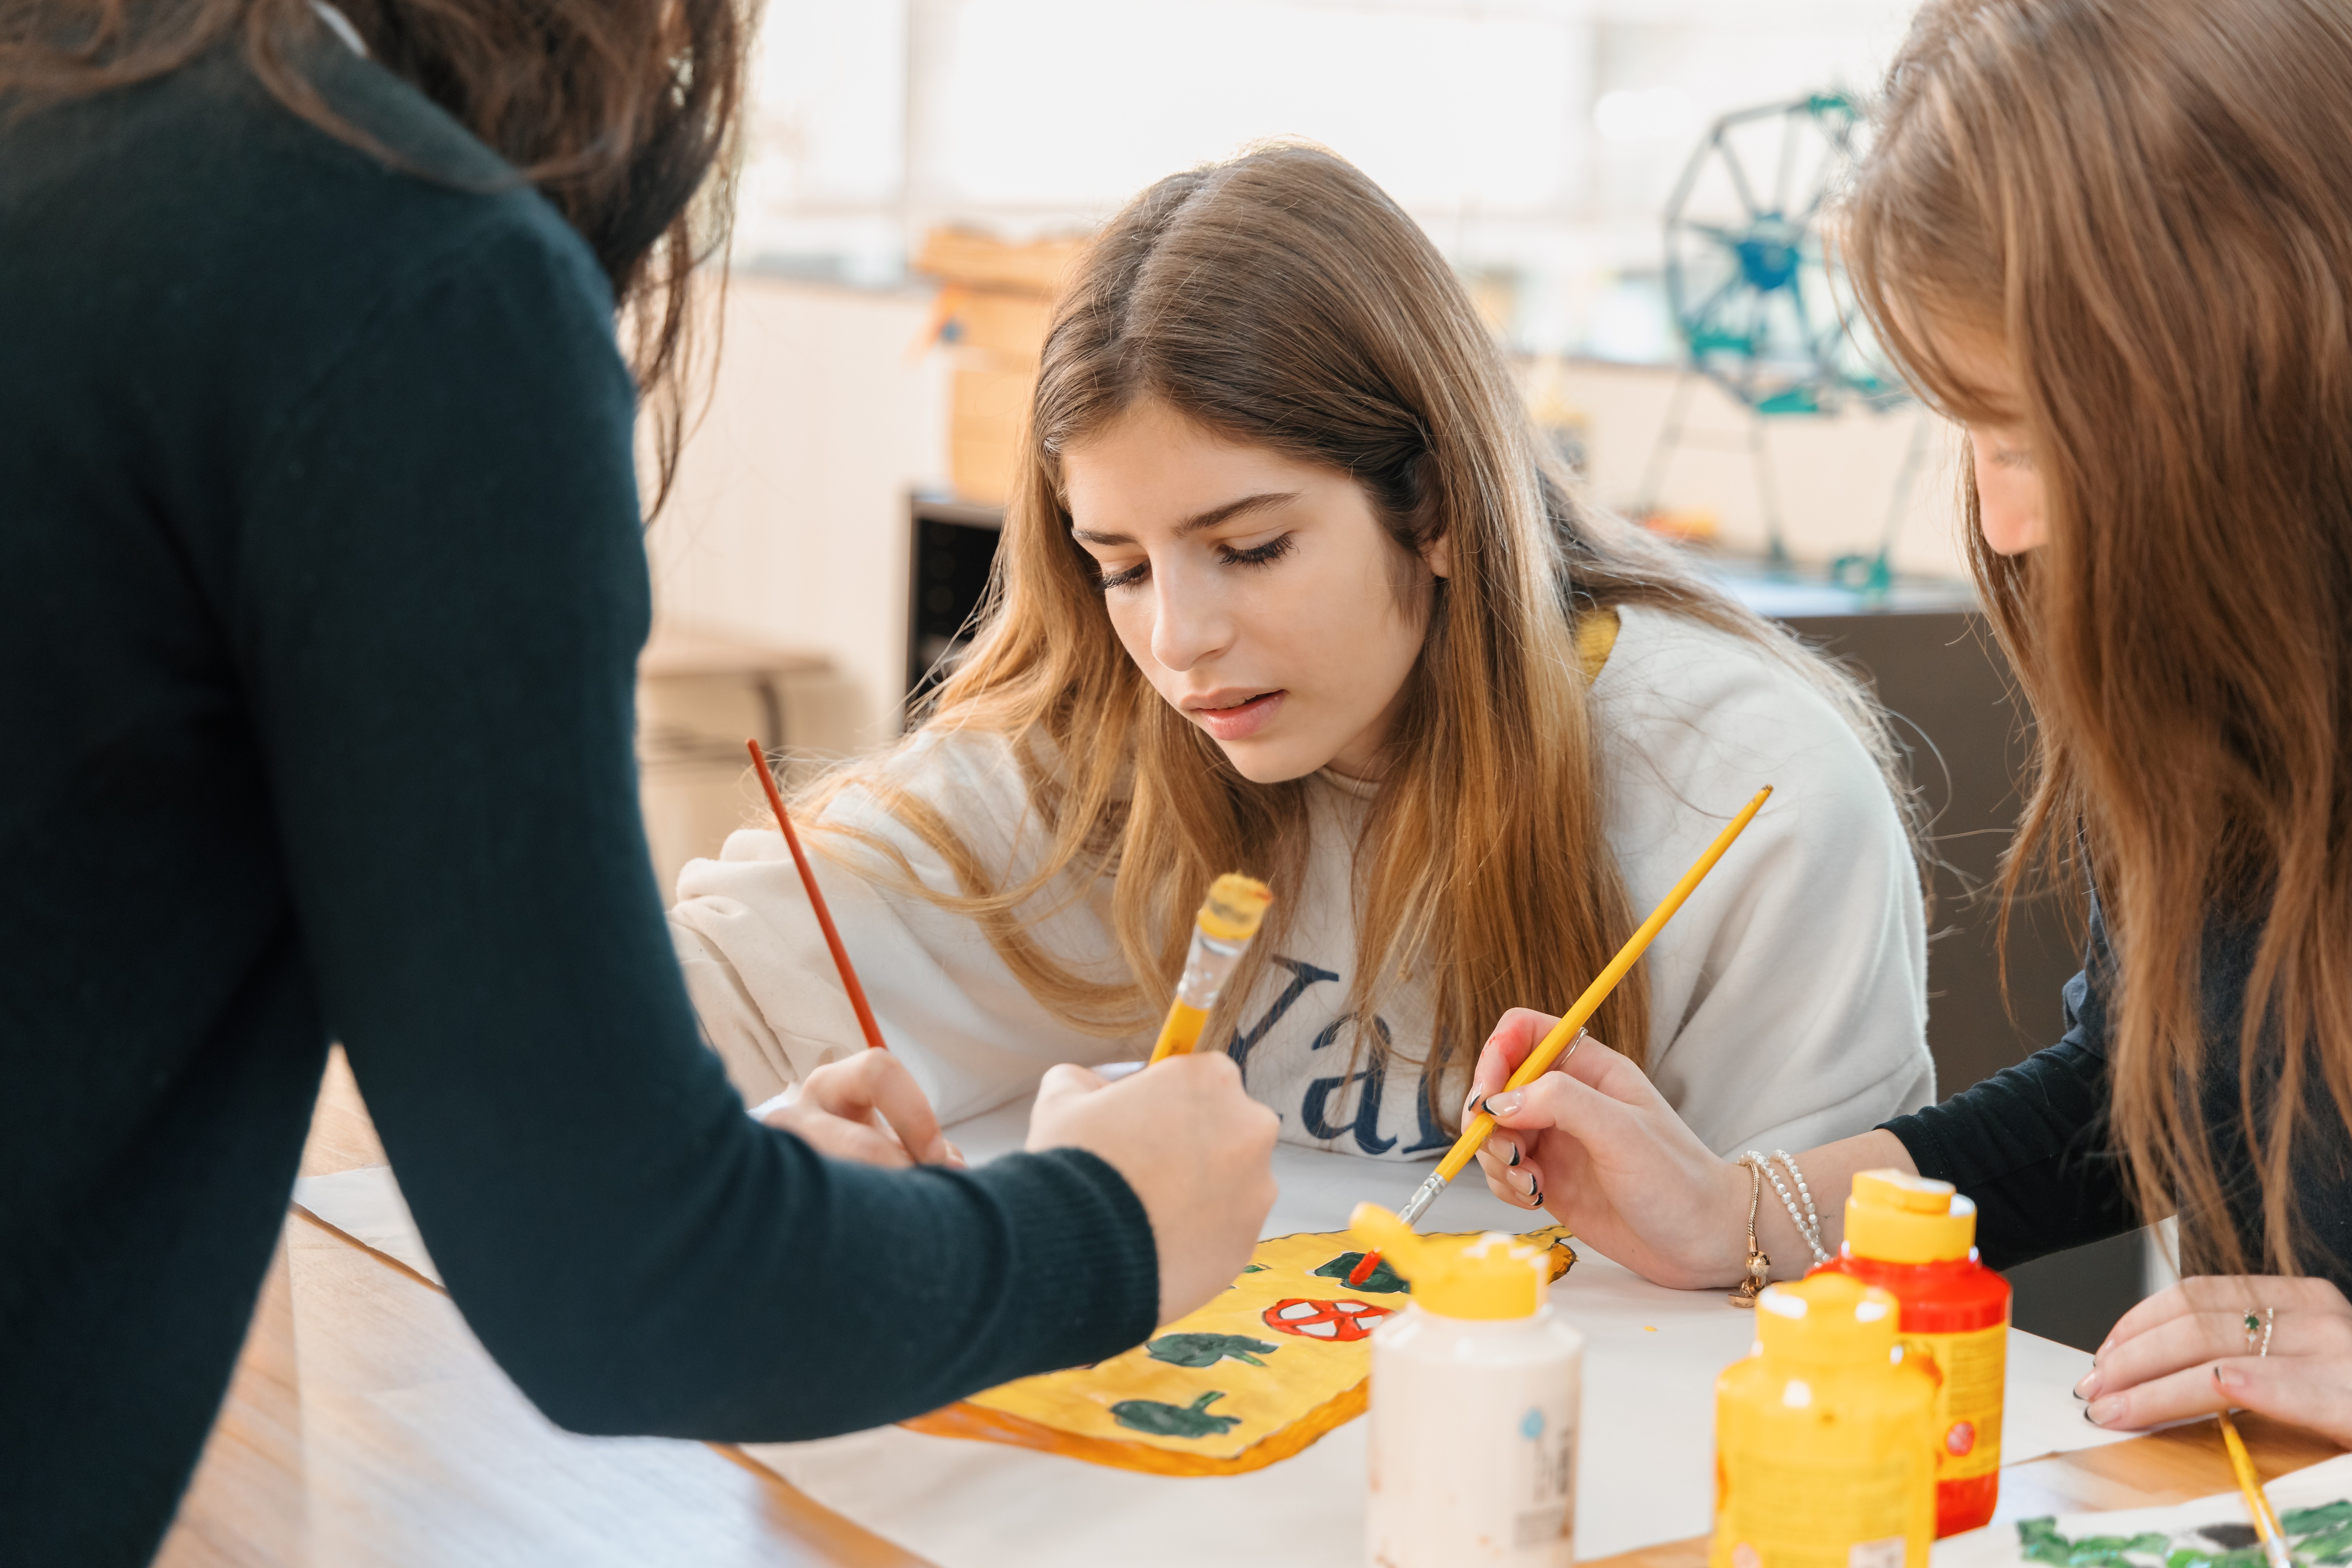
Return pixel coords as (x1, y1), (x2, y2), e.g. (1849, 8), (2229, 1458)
(0, 42), (1156, 1566)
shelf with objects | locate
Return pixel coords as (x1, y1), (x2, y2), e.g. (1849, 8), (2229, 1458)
(1640, 91), (1929, 599)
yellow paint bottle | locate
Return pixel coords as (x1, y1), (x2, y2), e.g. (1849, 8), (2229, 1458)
(1351, 1204), (1583, 1568)
(1712, 1273), (1936, 1568)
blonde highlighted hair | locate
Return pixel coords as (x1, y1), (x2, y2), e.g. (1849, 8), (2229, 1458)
(812, 144), (1909, 1122)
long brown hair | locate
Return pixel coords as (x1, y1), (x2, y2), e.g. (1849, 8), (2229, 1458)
(815, 143), (1911, 1121)
(1844, 0), (2352, 1275)
(0, 0), (748, 504)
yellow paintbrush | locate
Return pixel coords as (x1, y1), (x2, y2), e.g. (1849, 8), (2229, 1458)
(1385, 785), (1773, 1233)
(2217, 1410), (2292, 1568)
(1146, 874), (1275, 1065)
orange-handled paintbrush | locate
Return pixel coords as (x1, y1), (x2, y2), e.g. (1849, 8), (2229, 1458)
(745, 738), (887, 1052)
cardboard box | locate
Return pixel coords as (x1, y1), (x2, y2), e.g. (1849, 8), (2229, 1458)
(918, 227), (1091, 504)
(949, 364), (1036, 504)
(914, 229), (1087, 296)
(939, 288), (1053, 362)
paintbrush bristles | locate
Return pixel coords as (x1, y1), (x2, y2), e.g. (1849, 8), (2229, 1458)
(1198, 873), (1273, 944)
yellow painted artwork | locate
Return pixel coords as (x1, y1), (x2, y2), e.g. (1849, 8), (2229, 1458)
(901, 1224), (1575, 1477)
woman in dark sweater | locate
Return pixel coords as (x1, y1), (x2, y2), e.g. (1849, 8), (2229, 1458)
(1464, 0), (2352, 1446)
(0, 3), (1278, 1562)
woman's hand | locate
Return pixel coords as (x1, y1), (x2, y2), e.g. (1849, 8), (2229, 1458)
(1027, 1053), (1279, 1326)
(761, 1050), (964, 1170)
(1465, 1009), (1757, 1289)
(2080, 1275), (2352, 1444)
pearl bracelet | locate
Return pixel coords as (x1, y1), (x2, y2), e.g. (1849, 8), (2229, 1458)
(1746, 1147), (1832, 1267)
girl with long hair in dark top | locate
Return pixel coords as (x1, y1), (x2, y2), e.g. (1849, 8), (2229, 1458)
(0, 3), (1278, 1561)
(1461, 0), (2352, 1445)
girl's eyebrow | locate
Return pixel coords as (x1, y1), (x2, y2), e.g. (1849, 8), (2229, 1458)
(1071, 490), (1301, 546)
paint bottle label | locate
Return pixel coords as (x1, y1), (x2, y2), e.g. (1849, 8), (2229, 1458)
(1902, 1324), (2004, 1481)
(1366, 1310), (1582, 1568)
(1714, 1449), (1922, 1568)
(1710, 1275), (1936, 1568)
(1506, 1399), (1578, 1550)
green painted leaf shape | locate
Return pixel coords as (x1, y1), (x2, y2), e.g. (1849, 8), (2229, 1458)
(1146, 1332), (1280, 1368)
(1312, 1252), (1408, 1294)
(1109, 1390), (1243, 1439)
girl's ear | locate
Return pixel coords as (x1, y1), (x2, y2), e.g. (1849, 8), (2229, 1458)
(1423, 529), (1452, 580)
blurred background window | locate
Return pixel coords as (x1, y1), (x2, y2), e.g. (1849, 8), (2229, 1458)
(732, 0), (1918, 360)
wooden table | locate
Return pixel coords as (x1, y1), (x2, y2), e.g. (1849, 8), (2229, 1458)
(158, 1057), (2344, 1567)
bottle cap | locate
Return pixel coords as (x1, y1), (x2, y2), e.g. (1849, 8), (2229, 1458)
(1845, 1168), (1976, 1264)
(1755, 1272), (1902, 1365)
(1348, 1203), (1548, 1319)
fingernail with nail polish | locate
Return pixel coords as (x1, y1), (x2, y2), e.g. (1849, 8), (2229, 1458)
(2073, 1372), (2100, 1401)
(1486, 1090), (1524, 1117)
(2085, 1397), (2123, 1427)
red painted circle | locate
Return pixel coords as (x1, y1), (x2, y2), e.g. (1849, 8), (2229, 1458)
(1261, 1297), (1395, 1342)
(1945, 1420), (1976, 1457)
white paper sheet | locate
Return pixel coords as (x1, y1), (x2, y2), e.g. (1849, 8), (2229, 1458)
(1935, 1450), (2352, 1566)
(292, 1096), (2130, 1568)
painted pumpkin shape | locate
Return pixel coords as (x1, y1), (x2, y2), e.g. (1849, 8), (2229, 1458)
(1261, 1296), (1394, 1341)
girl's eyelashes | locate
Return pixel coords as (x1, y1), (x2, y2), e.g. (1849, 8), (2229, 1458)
(1090, 533), (1296, 592)
(1217, 533), (1296, 569)
(1989, 444), (2037, 470)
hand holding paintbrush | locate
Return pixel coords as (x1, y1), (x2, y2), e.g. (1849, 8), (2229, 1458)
(742, 740), (963, 1167)
(1347, 786), (1772, 1285)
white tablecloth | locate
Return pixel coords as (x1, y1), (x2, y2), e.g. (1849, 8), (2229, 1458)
(292, 1094), (2129, 1566)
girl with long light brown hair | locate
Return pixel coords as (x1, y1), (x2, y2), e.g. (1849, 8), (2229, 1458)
(1462, 0), (2352, 1446)
(672, 143), (1932, 1165)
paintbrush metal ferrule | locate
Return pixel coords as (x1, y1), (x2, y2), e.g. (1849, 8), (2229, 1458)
(1394, 1172), (1447, 1230)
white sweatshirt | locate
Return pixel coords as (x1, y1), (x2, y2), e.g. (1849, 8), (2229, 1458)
(668, 603), (1934, 1158)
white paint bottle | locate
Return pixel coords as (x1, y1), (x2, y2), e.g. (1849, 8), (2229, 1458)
(1352, 1203), (1583, 1568)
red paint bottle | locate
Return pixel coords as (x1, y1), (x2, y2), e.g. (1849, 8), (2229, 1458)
(1812, 1169), (2011, 1538)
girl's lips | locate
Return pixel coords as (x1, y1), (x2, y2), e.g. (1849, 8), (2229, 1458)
(1190, 690), (1286, 742)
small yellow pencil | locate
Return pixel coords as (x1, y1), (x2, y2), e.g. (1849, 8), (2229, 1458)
(2217, 1411), (2291, 1568)
(1146, 875), (1274, 1065)
(1388, 784), (1773, 1231)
